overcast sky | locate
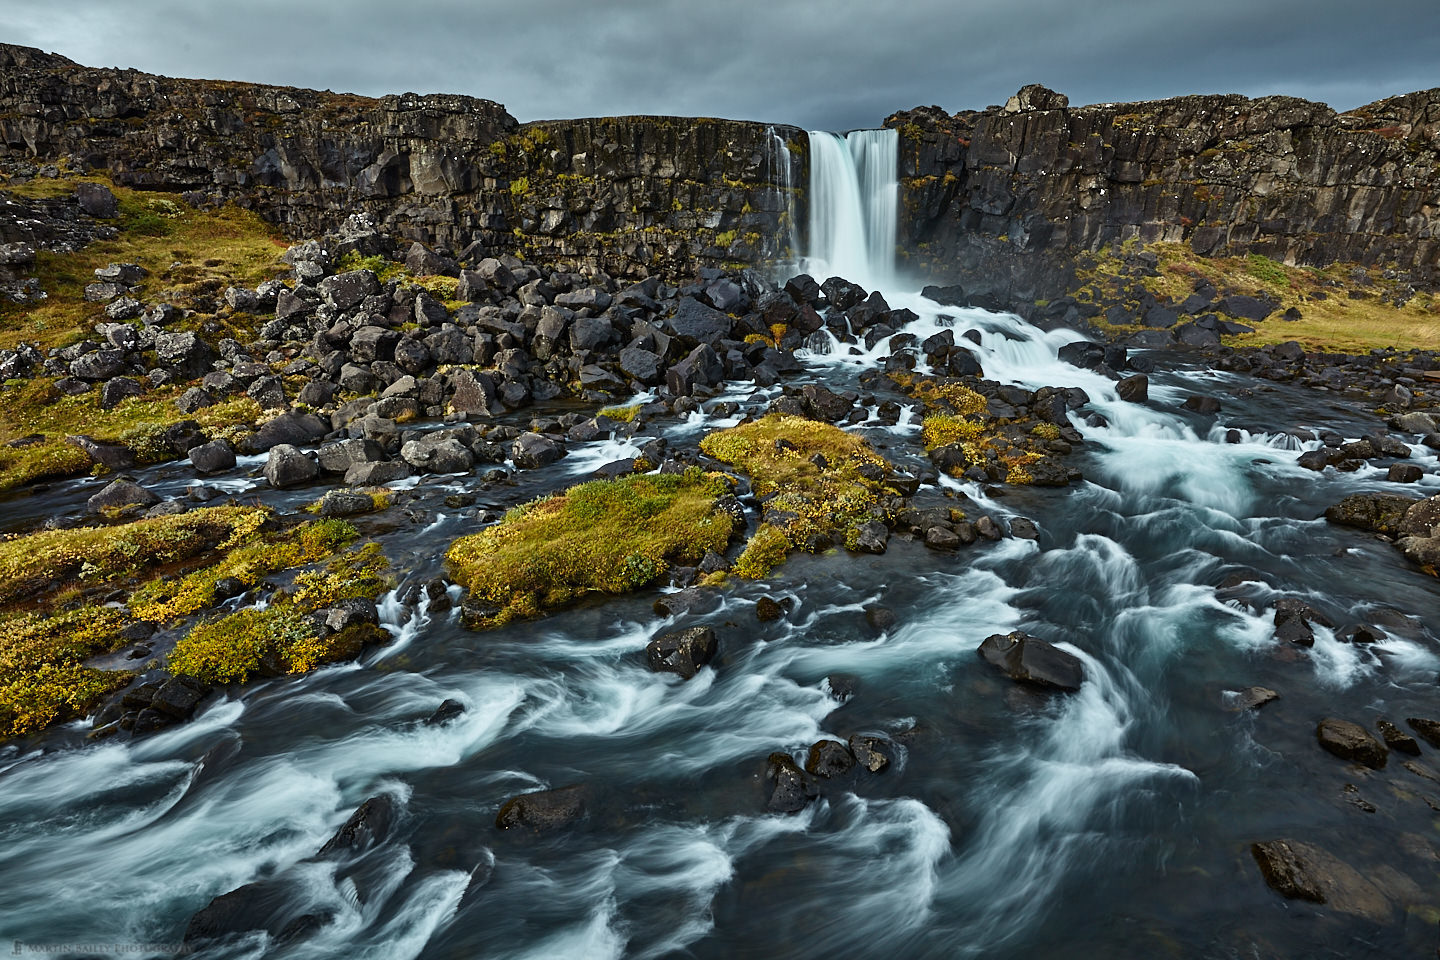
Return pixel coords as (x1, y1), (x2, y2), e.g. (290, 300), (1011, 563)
(4, 0), (1437, 130)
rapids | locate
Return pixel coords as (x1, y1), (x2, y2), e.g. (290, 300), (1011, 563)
(1, 127), (1438, 960)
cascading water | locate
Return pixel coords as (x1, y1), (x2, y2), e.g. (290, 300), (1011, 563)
(802, 129), (898, 290)
(765, 126), (800, 270)
(1, 126), (1438, 960)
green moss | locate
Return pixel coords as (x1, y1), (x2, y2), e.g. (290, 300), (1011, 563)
(1245, 253), (1290, 287)
(1030, 422), (1062, 441)
(733, 524), (789, 579)
(509, 177), (531, 198)
(0, 505), (273, 608)
(446, 469), (732, 627)
(921, 414), (985, 450)
(699, 416), (892, 573)
(598, 403), (641, 422)
(168, 542), (389, 685)
(0, 606), (132, 738)
(130, 517), (357, 624)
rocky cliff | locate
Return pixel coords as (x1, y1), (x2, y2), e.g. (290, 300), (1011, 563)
(5, 43), (1439, 298)
(888, 83), (1440, 301)
(0, 44), (801, 281)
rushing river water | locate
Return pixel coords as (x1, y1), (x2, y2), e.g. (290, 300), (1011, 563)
(3, 131), (1440, 960)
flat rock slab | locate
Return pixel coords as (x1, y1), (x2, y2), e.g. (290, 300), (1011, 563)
(1251, 839), (1391, 922)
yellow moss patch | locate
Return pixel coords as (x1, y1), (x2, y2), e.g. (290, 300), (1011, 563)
(733, 524), (789, 579)
(0, 606), (132, 738)
(0, 177), (286, 354)
(921, 414), (985, 450)
(700, 415), (893, 572)
(0, 505), (272, 608)
(129, 517), (357, 624)
(167, 542), (390, 685)
(446, 469), (732, 627)
(598, 403), (641, 422)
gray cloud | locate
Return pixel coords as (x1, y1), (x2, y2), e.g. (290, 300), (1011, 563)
(2, 0), (1436, 130)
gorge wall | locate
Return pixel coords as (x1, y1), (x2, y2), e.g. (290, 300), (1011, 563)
(889, 84), (1440, 301)
(0, 44), (801, 281)
(3, 42), (1439, 297)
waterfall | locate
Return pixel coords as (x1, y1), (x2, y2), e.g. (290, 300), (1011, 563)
(803, 128), (898, 290)
(766, 126), (799, 270)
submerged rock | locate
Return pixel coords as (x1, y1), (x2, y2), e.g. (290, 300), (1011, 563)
(1250, 839), (1391, 921)
(495, 784), (587, 832)
(316, 794), (396, 857)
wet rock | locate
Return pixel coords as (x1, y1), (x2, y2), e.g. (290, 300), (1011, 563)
(924, 525), (961, 549)
(401, 436), (474, 474)
(646, 626), (717, 680)
(1324, 493), (1420, 535)
(1182, 395), (1221, 414)
(322, 599), (380, 633)
(864, 605), (897, 632)
(1408, 717), (1440, 749)
(67, 434), (135, 470)
(1316, 717), (1388, 769)
(977, 631), (1084, 692)
(1335, 623), (1383, 644)
(150, 676), (209, 720)
(317, 438), (384, 473)
(805, 739), (856, 778)
(495, 784), (587, 832)
(1387, 463), (1424, 483)
(510, 432), (563, 469)
(317, 794), (395, 857)
(424, 699), (466, 726)
(86, 479), (160, 513)
(848, 734), (893, 773)
(264, 444), (319, 488)
(765, 752), (816, 813)
(652, 587), (716, 618)
(1250, 840), (1390, 921)
(1116, 374), (1148, 403)
(1398, 496), (1440, 538)
(188, 439), (235, 475)
(1377, 719), (1421, 756)
(849, 521), (889, 554)
(974, 515), (1002, 540)
(1009, 518), (1039, 540)
(316, 490), (378, 517)
(183, 881), (288, 944)
(755, 596), (784, 621)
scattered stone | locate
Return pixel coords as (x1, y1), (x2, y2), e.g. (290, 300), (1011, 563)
(804, 739), (856, 778)
(765, 752), (815, 813)
(1376, 719), (1421, 756)
(1407, 717), (1440, 749)
(1232, 686), (1279, 710)
(86, 479), (160, 513)
(1316, 717), (1388, 769)
(977, 631), (1084, 692)
(264, 444), (319, 488)
(646, 626), (718, 680)
(424, 699), (466, 726)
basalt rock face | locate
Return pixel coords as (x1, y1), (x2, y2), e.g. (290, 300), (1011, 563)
(888, 84), (1440, 303)
(0, 44), (801, 281)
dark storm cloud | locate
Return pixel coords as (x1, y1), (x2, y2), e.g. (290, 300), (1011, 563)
(3, 0), (1436, 130)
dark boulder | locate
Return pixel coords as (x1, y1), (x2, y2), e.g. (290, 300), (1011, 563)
(646, 626), (718, 680)
(424, 699), (466, 726)
(1324, 493), (1420, 535)
(1116, 374), (1148, 403)
(804, 739), (856, 778)
(977, 631), (1084, 692)
(1316, 717), (1387, 769)
(86, 479), (160, 513)
(317, 794), (396, 857)
(1408, 717), (1440, 749)
(765, 752), (816, 813)
(667, 297), (733, 344)
(264, 444), (319, 489)
(848, 734), (894, 773)
(1376, 719), (1420, 755)
(510, 432), (564, 469)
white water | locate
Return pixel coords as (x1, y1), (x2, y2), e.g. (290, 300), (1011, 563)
(803, 129), (898, 290)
